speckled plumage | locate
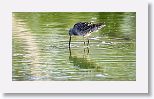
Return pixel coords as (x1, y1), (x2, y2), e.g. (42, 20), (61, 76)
(68, 22), (106, 47)
(69, 22), (105, 36)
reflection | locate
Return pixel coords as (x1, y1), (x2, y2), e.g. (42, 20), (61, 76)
(84, 47), (89, 54)
(69, 47), (100, 70)
(13, 16), (45, 81)
(69, 47), (89, 57)
(13, 12), (136, 81)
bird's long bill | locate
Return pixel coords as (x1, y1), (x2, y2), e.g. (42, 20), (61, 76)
(69, 35), (71, 48)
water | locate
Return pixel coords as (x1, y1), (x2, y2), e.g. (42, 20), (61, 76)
(12, 12), (136, 81)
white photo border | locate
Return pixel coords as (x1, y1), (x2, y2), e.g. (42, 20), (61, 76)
(0, 0), (148, 93)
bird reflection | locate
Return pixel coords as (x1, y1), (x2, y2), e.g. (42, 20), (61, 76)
(69, 47), (100, 69)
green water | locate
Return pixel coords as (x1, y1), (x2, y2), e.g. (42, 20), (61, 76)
(12, 12), (136, 81)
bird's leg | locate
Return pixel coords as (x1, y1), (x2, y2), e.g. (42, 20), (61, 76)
(69, 46), (72, 56)
(69, 35), (71, 48)
(84, 41), (85, 46)
(87, 39), (89, 46)
(83, 36), (86, 46)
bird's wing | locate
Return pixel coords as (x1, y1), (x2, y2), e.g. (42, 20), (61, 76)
(73, 22), (103, 35)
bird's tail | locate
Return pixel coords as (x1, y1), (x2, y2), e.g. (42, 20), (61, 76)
(90, 22), (106, 32)
(96, 22), (106, 29)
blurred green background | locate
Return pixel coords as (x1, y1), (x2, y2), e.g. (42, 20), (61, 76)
(12, 12), (136, 81)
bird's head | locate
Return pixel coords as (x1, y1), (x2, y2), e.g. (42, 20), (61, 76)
(69, 28), (73, 36)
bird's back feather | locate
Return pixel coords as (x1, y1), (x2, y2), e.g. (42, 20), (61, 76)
(73, 22), (104, 36)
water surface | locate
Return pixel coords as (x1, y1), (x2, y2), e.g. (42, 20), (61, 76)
(12, 12), (136, 81)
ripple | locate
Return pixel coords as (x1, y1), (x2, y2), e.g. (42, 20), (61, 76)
(13, 12), (136, 81)
(95, 74), (108, 78)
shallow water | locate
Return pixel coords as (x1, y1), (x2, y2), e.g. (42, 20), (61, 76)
(12, 12), (136, 81)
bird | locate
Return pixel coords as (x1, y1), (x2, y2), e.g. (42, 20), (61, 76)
(68, 22), (106, 47)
